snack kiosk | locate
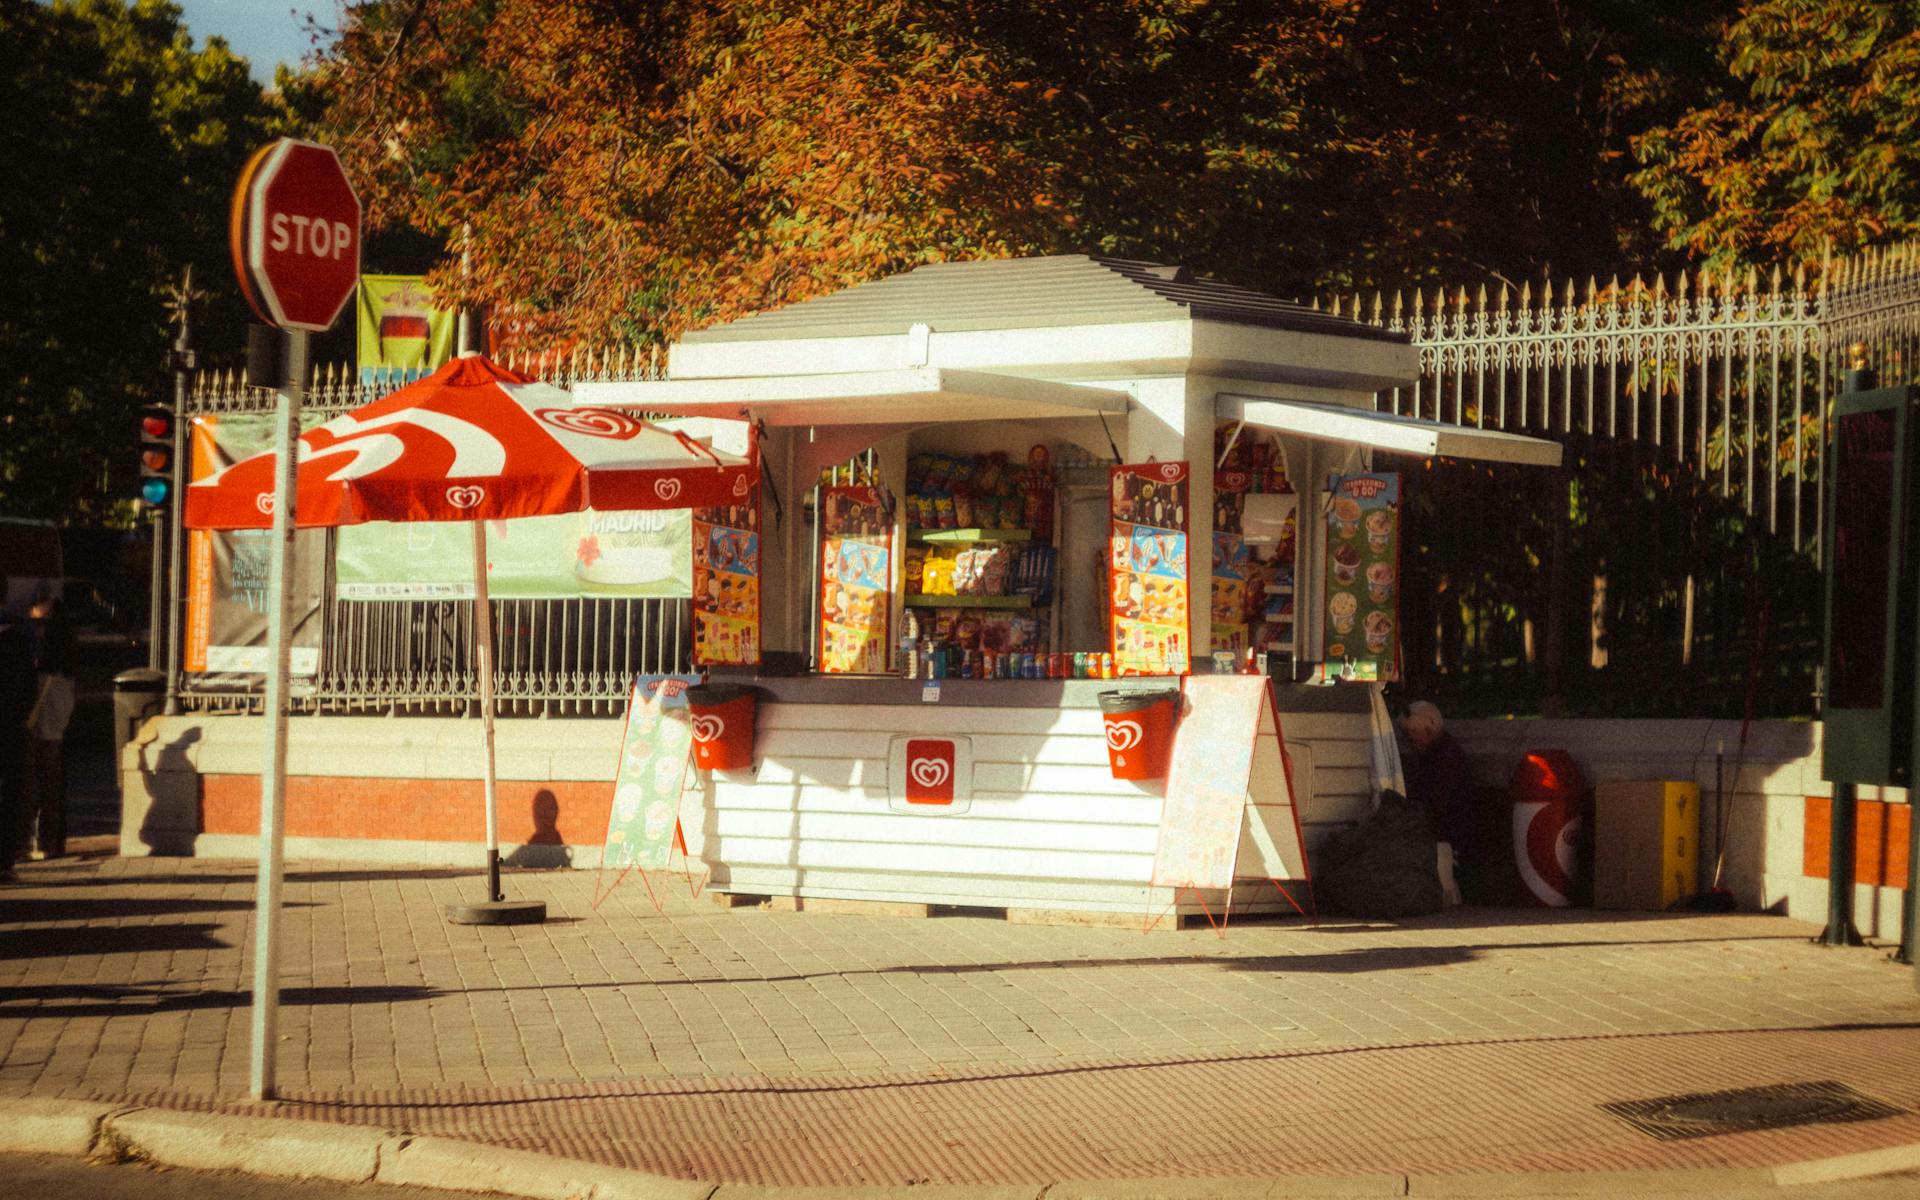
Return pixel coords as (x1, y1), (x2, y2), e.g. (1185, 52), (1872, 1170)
(578, 255), (1560, 918)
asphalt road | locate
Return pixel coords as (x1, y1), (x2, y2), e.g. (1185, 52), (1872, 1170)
(2, 1155), (1920, 1200)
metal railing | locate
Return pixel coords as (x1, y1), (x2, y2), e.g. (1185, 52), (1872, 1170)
(170, 244), (1920, 719)
(174, 348), (681, 717)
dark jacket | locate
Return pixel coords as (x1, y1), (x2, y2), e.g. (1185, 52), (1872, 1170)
(1407, 730), (1474, 851)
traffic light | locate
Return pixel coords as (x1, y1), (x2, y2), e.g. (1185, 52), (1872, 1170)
(139, 403), (175, 509)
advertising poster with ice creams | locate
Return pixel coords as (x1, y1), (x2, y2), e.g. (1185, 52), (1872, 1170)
(335, 509), (692, 600)
(604, 674), (700, 871)
(693, 484), (761, 666)
(1323, 473), (1400, 681)
(819, 485), (893, 674)
(1109, 461), (1191, 676)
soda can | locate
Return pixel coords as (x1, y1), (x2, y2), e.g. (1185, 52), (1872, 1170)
(1025, 653), (1040, 679)
(1073, 652), (1088, 678)
(1099, 653), (1115, 678)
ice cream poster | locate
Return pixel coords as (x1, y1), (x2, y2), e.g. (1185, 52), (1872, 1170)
(1109, 461), (1191, 676)
(603, 675), (699, 871)
(693, 484), (761, 666)
(819, 485), (893, 674)
(1322, 472), (1400, 682)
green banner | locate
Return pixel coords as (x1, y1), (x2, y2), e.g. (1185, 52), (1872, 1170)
(356, 275), (455, 381)
(336, 508), (692, 600)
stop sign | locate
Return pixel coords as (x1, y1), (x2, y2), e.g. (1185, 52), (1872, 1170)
(229, 138), (362, 333)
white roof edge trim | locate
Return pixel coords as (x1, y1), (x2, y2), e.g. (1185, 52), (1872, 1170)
(1218, 394), (1563, 467)
(573, 367), (1131, 425)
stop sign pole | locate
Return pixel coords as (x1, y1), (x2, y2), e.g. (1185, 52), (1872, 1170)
(229, 137), (360, 1101)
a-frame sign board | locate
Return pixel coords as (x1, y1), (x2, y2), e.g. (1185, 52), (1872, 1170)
(1146, 674), (1313, 934)
(594, 675), (710, 912)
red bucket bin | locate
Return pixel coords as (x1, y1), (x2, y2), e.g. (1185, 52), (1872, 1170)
(1097, 689), (1179, 780)
(685, 683), (756, 771)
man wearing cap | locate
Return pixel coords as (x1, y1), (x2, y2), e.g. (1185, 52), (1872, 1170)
(1401, 701), (1475, 890)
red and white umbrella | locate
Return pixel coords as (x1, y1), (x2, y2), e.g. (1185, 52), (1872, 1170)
(183, 353), (757, 918)
(187, 354), (754, 529)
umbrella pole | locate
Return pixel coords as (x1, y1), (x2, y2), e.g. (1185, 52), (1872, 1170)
(474, 518), (502, 903)
(445, 520), (545, 926)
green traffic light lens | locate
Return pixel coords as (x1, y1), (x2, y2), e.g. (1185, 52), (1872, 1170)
(140, 478), (171, 505)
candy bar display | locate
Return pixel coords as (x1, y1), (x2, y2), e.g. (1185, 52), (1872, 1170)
(895, 444), (1068, 680)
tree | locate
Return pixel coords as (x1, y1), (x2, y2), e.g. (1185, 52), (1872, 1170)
(0, 0), (287, 523)
(1632, 0), (1920, 267)
(315, 0), (1731, 348)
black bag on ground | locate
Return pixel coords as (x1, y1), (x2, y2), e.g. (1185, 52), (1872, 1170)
(1316, 789), (1443, 919)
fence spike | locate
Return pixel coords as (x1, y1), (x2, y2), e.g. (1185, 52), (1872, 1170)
(1586, 275), (1598, 305)
(1496, 283), (1509, 311)
(1476, 283), (1488, 312)
(1456, 286), (1469, 311)
(1412, 288), (1425, 317)
(1392, 290), (1404, 320)
(1519, 281), (1531, 310)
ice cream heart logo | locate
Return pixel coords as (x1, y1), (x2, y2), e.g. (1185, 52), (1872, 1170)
(445, 485), (485, 509)
(1105, 719), (1143, 752)
(732, 474), (750, 497)
(254, 493), (275, 515)
(690, 714), (725, 744)
(909, 757), (950, 789)
(654, 478), (683, 502)
(1159, 463), (1183, 482)
(535, 407), (643, 440)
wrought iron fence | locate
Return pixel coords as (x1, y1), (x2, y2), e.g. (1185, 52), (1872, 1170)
(170, 245), (1920, 719)
(174, 348), (679, 717)
(1331, 244), (1920, 718)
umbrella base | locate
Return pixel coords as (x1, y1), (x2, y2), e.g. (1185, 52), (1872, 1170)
(445, 899), (547, 926)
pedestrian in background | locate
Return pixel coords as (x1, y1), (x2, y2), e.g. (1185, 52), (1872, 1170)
(26, 590), (74, 860)
(1401, 700), (1474, 905)
(0, 579), (36, 880)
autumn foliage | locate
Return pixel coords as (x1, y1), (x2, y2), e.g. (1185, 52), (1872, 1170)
(317, 0), (1736, 350)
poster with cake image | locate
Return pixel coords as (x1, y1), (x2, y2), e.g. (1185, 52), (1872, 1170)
(693, 484), (761, 666)
(819, 485), (893, 674)
(1109, 461), (1191, 676)
(1322, 472), (1400, 682)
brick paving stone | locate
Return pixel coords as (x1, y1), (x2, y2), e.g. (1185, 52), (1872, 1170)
(2, 853), (1918, 1186)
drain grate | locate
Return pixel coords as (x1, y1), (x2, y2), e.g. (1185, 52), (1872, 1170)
(1601, 1080), (1906, 1141)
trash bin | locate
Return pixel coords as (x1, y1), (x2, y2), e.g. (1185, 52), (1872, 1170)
(112, 668), (166, 791)
(685, 682), (756, 771)
(1097, 689), (1179, 780)
(1510, 749), (1587, 907)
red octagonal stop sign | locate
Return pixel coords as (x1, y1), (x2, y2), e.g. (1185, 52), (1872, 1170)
(230, 139), (362, 333)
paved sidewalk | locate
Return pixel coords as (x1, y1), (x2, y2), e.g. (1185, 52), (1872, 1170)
(1, 851), (1917, 1188)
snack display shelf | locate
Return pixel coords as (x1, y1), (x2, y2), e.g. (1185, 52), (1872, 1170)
(903, 594), (1035, 609)
(908, 527), (1033, 543)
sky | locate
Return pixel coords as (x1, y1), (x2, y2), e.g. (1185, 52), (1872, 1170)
(174, 0), (335, 85)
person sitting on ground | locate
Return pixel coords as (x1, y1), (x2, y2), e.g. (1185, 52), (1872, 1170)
(1401, 701), (1475, 866)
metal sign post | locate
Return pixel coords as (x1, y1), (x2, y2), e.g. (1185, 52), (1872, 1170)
(227, 136), (360, 1100)
(248, 329), (305, 1099)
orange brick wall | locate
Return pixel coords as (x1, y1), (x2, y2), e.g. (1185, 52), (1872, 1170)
(1803, 797), (1912, 888)
(200, 775), (615, 845)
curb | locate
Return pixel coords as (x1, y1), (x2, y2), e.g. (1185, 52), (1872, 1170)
(1, 1096), (1917, 1198)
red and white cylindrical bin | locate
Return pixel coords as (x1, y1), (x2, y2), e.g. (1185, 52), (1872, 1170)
(1509, 749), (1587, 907)
(1097, 689), (1180, 780)
(684, 683), (756, 771)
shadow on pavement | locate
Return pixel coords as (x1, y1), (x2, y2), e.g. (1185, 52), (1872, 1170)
(22, 866), (480, 888)
(0, 896), (307, 923)
(0, 982), (438, 1019)
(0, 923), (230, 960)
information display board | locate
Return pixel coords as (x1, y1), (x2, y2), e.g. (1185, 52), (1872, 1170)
(819, 485), (893, 674)
(693, 483), (761, 666)
(1322, 472), (1401, 682)
(1109, 461), (1191, 676)
(604, 675), (700, 870)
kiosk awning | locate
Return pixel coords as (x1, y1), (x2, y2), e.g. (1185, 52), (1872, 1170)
(1218, 394), (1563, 467)
(576, 368), (1129, 426)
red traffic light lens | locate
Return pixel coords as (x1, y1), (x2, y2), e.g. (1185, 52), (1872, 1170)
(142, 414), (171, 438)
